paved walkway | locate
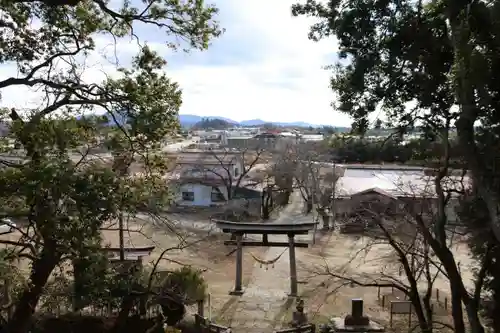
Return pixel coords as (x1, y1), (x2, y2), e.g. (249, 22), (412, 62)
(229, 193), (313, 333)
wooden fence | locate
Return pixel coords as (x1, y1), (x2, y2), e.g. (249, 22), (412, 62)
(377, 285), (452, 316)
(392, 262), (462, 316)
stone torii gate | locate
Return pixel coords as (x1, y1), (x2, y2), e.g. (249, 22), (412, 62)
(214, 220), (316, 297)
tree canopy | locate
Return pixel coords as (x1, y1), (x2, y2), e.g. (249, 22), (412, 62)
(0, 0), (221, 331)
(292, 0), (500, 240)
(293, 1), (500, 332)
(327, 135), (464, 166)
(193, 117), (233, 130)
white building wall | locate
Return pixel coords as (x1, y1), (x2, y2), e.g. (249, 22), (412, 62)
(177, 183), (229, 206)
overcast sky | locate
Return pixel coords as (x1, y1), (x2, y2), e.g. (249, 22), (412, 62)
(0, 0), (354, 127)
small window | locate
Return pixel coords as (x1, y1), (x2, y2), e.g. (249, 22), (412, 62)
(234, 167), (240, 177)
(211, 187), (226, 202)
(182, 191), (194, 201)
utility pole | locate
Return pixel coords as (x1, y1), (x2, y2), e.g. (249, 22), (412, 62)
(311, 159), (317, 244)
(312, 190), (317, 245)
(119, 211), (125, 261)
(330, 162), (336, 230)
(113, 151), (130, 262)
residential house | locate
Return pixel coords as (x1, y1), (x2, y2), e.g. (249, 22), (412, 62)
(172, 150), (244, 206)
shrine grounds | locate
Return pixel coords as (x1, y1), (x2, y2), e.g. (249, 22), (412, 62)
(102, 214), (476, 331)
(0, 212), (476, 332)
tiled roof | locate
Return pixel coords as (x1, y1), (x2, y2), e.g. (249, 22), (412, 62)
(174, 177), (227, 187)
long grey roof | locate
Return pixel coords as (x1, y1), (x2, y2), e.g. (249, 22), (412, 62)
(336, 168), (470, 198)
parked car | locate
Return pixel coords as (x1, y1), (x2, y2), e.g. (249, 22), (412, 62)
(0, 218), (16, 234)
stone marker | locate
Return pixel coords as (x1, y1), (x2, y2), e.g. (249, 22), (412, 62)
(290, 298), (308, 327)
(329, 298), (385, 332)
(345, 298), (370, 326)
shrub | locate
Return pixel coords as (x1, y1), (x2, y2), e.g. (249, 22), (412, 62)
(155, 266), (206, 326)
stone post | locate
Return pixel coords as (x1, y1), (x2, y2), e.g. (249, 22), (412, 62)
(322, 214), (330, 230)
(344, 298), (369, 326)
(352, 298), (363, 318)
(197, 299), (205, 317)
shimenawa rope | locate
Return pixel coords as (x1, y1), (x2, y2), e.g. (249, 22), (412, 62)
(249, 248), (288, 270)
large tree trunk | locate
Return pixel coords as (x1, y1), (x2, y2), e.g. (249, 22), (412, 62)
(491, 282), (500, 332)
(488, 245), (500, 332)
(447, 8), (496, 332)
(456, 119), (500, 244)
(448, 0), (500, 246)
(305, 197), (312, 214)
(6, 247), (59, 333)
(261, 187), (273, 220)
(432, 242), (479, 333)
(407, 290), (432, 333)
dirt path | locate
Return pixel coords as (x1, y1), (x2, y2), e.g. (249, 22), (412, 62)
(227, 192), (312, 333)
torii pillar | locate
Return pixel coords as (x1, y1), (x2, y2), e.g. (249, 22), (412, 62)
(288, 233), (298, 297)
(230, 232), (244, 296)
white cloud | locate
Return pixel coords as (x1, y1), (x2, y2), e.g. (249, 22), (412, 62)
(0, 0), (352, 127)
(170, 63), (336, 124)
(171, 0), (350, 126)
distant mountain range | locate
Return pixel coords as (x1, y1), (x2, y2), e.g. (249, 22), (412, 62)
(74, 113), (329, 129)
(179, 114), (335, 128)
